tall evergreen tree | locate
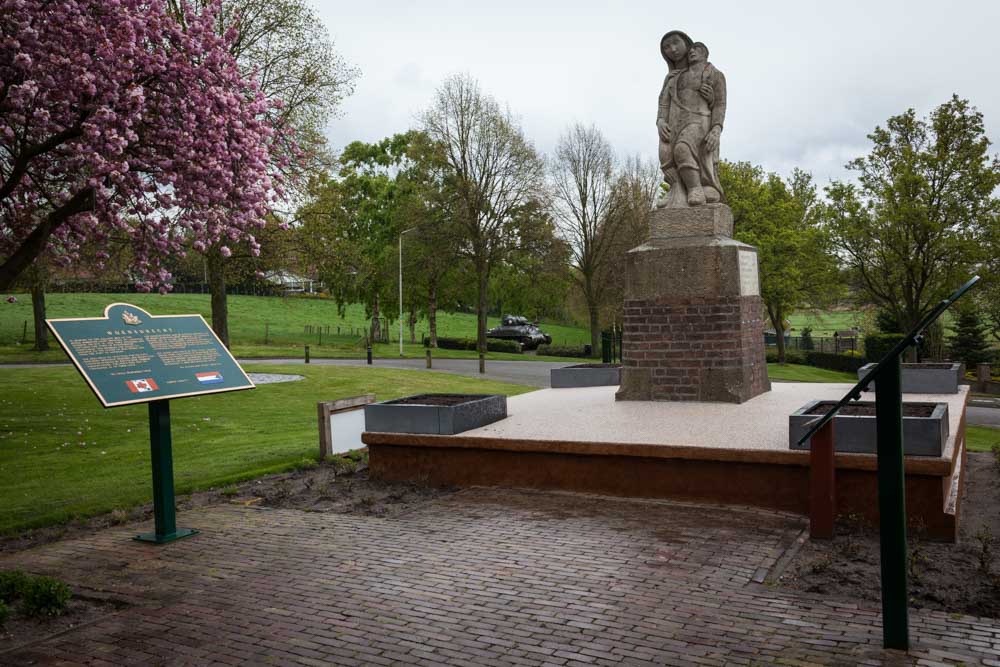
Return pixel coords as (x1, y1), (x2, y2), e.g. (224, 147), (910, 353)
(948, 306), (992, 368)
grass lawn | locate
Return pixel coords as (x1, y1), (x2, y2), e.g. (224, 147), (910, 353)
(0, 364), (535, 535)
(766, 363), (856, 383)
(0, 342), (593, 365)
(967, 425), (1000, 453)
(0, 292), (591, 350)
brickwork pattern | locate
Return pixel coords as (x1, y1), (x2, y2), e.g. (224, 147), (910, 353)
(621, 295), (770, 402)
(2, 490), (999, 666)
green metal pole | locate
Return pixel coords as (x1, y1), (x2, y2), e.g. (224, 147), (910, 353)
(874, 355), (909, 649)
(135, 400), (198, 544)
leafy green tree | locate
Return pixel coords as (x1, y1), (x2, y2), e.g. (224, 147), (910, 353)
(721, 162), (839, 363)
(948, 305), (993, 368)
(296, 134), (413, 341)
(824, 96), (1000, 351)
(394, 134), (465, 347)
(421, 74), (545, 359)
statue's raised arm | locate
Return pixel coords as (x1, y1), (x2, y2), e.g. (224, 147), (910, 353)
(656, 31), (726, 208)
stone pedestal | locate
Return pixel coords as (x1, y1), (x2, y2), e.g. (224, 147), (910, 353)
(616, 204), (770, 403)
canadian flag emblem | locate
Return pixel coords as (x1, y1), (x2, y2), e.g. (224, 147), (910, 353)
(125, 378), (159, 393)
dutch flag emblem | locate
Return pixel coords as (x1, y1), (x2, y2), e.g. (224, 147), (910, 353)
(196, 371), (224, 385)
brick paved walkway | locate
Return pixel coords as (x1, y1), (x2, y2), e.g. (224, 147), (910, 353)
(2, 488), (999, 666)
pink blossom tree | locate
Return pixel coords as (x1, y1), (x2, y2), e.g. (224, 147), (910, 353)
(0, 0), (285, 292)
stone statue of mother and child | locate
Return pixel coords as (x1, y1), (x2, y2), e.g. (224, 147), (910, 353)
(616, 29), (769, 404)
(656, 30), (727, 209)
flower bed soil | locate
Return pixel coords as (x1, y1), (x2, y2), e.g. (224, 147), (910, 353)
(384, 394), (485, 406)
(806, 402), (936, 418)
(777, 452), (1000, 618)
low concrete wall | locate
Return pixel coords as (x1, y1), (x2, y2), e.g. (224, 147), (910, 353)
(364, 433), (961, 541)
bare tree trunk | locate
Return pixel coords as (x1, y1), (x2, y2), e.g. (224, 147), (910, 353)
(408, 305), (417, 343)
(29, 264), (49, 351)
(370, 294), (381, 343)
(586, 282), (600, 354)
(428, 283), (438, 348)
(207, 250), (229, 348)
(768, 304), (786, 364)
(477, 264), (489, 356)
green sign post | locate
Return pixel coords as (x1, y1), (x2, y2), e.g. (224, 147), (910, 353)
(47, 303), (254, 544)
(796, 276), (980, 650)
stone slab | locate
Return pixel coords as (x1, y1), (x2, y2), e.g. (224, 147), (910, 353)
(649, 203), (733, 239)
(447, 384), (966, 463)
(550, 364), (621, 388)
(624, 237), (758, 301)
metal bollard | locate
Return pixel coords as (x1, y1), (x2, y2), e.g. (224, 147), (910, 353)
(304, 345), (310, 364)
(426, 348), (432, 368)
(367, 345), (373, 365)
(479, 352), (485, 374)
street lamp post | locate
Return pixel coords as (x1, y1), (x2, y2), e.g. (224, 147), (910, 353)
(399, 227), (417, 356)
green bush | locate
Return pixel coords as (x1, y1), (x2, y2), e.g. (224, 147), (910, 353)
(864, 333), (906, 363)
(800, 327), (815, 351)
(536, 344), (592, 358)
(423, 336), (521, 353)
(805, 351), (866, 373)
(0, 600), (8, 627)
(20, 576), (71, 618)
(765, 349), (806, 364)
(0, 570), (30, 603)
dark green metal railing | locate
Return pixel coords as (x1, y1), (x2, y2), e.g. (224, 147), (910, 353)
(795, 274), (979, 650)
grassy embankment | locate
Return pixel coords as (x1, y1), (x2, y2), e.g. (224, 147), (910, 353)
(0, 364), (534, 534)
(967, 425), (1000, 453)
(0, 293), (592, 363)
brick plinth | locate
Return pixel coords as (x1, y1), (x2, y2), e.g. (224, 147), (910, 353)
(615, 205), (770, 403)
(616, 295), (770, 402)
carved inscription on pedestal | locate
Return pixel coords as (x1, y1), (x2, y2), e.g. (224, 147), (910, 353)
(738, 250), (760, 296)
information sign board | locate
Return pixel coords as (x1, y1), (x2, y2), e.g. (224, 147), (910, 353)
(47, 303), (254, 408)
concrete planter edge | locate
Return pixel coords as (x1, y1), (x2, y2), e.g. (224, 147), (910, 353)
(788, 399), (949, 457)
(364, 393), (507, 435)
(550, 364), (622, 388)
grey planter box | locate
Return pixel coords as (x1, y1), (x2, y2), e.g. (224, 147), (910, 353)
(551, 364), (622, 388)
(364, 393), (507, 435)
(858, 362), (961, 394)
(788, 400), (949, 457)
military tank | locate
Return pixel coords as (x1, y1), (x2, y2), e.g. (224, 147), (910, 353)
(486, 315), (553, 350)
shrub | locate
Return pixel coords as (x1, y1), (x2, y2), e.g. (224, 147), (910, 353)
(765, 349), (805, 364)
(424, 336), (521, 353)
(800, 327), (815, 351)
(805, 351), (867, 373)
(864, 333), (906, 363)
(0, 570), (30, 603)
(536, 344), (592, 358)
(20, 576), (71, 618)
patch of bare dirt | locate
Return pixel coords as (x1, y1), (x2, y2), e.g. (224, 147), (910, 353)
(778, 452), (1000, 618)
(241, 466), (454, 516)
(0, 457), (452, 555)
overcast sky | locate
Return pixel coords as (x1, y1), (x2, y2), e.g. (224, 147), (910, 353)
(317, 0), (1000, 188)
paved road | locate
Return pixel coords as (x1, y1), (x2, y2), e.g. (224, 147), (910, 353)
(245, 357), (571, 388)
(6, 358), (1000, 424)
(969, 406), (1000, 427)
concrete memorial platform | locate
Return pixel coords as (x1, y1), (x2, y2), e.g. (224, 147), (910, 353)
(365, 382), (970, 541)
